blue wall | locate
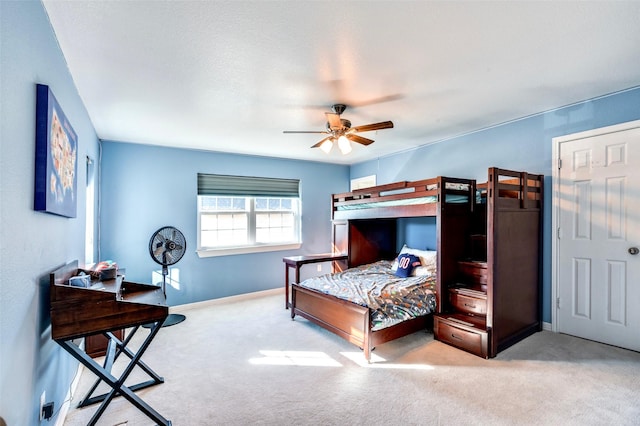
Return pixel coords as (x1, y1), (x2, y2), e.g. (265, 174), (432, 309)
(99, 142), (349, 305)
(351, 87), (640, 323)
(0, 1), (100, 425)
(398, 217), (438, 251)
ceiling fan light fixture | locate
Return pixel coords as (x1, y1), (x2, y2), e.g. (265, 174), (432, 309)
(283, 104), (392, 155)
(319, 138), (333, 154)
(338, 135), (352, 154)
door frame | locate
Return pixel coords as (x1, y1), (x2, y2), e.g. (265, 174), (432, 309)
(551, 119), (640, 333)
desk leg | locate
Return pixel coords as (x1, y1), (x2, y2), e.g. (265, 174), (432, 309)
(109, 328), (165, 387)
(284, 264), (289, 309)
(78, 334), (117, 407)
(284, 263), (303, 309)
(57, 321), (171, 426)
(79, 327), (165, 407)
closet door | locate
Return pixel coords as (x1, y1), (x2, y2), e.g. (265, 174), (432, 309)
(555, 122), (640, 352)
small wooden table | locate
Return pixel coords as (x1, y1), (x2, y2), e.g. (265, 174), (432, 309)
(282, 253), (348, 309)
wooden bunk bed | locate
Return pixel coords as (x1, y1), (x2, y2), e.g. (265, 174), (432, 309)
(290, 176), (476, 361)
(434, 168), (544, 358)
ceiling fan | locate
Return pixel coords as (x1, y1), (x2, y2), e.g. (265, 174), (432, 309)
(283, 104), (394, 154)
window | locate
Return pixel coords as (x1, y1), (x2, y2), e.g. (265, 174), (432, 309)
(85, 156), (96, 264)
(197, 174), (301, 257)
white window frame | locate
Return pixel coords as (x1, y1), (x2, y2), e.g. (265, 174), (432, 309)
(196, 195), (301, 258)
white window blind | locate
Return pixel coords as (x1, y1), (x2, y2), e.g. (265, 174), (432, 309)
(197, 173), (299, 198)
(196, 174), (301, 257)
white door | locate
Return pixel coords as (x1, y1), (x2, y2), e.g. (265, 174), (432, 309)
(554, 121), (640, 351)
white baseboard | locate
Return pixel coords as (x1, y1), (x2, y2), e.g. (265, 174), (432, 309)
(174, 288), (280, 312)
(542, 321), (552, 331)
(55, 362), (84, 426)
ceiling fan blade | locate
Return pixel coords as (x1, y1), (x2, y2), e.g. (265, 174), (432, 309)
(283, 130), (328, 134)
(350, 94), (404, 107)
(351, 121), (394, 133)
(347, 134), (375, 146)
(325, 112), (342, 130)
(311, 136), (332, 148)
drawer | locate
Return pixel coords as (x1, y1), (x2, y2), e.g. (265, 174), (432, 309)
(434, 316), (489, 358)
(458, 261), (487, 285)
(449, 292), (487, 315)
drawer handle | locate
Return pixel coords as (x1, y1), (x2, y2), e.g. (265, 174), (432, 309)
(451, 333), (463, 341)
(464, 303), (477, 308)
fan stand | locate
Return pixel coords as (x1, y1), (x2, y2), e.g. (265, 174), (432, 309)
(160, 264), (186, 326)
(161, 313), (185, 327)
(143, 265), (185, 328)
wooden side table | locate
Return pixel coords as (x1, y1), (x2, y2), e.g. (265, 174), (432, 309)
(282, 254), (348, 309)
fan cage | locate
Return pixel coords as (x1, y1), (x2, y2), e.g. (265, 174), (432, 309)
(149, 226), (186, 266)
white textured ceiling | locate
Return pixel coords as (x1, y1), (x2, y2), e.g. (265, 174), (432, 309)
(43, 1), (640, 165)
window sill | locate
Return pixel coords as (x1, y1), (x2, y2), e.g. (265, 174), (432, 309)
(196, 243), (301, 258)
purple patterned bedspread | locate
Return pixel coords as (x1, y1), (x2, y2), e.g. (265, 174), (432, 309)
(296, 260), (437, 331)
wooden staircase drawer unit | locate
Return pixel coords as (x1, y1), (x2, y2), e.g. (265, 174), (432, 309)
(458, 261), (487, 285)
(449, 292), (487, 315)
(434, 316), (489, 358)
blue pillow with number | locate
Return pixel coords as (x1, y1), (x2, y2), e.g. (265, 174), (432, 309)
(394, 253), (421, 278)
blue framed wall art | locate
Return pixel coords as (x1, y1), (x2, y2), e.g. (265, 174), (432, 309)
(34, 84), (78, 218)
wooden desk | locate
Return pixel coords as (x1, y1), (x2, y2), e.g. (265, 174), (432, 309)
(85, 268), (127, 358)
(50, 261), (172, 426)
(282, 254), (348, 308)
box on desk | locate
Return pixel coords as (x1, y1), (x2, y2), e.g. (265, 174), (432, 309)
(80, 260), (119, 281)
(68, 274), (91, 288)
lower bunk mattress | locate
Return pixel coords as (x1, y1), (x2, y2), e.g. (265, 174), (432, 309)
(295, 260), (437, 331)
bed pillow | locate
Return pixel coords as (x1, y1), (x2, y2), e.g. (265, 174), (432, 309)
(394, 253), (421, 278)
(391, 244), (437, 274)
(412, 266), (433, 277)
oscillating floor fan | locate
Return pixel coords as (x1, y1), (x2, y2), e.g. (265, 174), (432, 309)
(148, 226), (187, 327)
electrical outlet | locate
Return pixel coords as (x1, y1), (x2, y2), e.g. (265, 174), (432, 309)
(39, 391), (46, 421)
(42, 402), (54, 420)
(317, 264), (322, 272)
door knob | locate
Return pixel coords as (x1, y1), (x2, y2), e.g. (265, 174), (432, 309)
(629, 247), (639, 255)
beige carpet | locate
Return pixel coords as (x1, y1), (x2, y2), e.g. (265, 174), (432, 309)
(63, 290), (640, 426)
